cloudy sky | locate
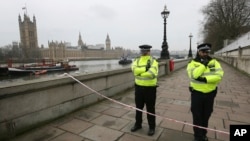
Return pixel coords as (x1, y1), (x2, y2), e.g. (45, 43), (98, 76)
(0, 0), (210, 51)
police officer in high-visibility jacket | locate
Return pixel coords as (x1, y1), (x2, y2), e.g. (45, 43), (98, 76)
(187, 43), (224, 141)
(130, 44), (158, 136)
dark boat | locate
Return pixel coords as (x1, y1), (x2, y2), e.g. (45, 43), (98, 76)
(8, 66), (79, 76)
(1, 59), (79, 76)
(7, 61), (79, 76)
(118, 57), (132, 65)
(23, 65), (62, 70)
(0, 67), (9, 76)
(8, 68), (35, 76)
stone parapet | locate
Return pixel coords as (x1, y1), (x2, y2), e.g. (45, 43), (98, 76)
(0, 59), (188, 140)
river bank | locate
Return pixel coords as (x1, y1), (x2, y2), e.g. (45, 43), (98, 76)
(0, 59), (130, 84)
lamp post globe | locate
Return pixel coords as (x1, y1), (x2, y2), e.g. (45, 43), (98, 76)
(160, 5), (170, 59)
(188, 33), (193, 58)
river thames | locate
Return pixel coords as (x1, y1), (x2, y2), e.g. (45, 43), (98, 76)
(0, 59), (131, 84)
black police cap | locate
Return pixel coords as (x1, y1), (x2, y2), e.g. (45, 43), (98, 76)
(197, 43), (212, 51)
(139, 45), (152, 50)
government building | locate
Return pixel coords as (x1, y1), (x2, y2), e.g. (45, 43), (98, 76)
(18, 12), (129, 60)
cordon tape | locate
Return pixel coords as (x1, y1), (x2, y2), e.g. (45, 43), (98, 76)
(61, 73), (229, 135)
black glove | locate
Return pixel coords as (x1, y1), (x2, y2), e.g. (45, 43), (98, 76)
(146, 64), (150, 71)
(195, 77), (207, 83)
(145, 60), (151, 71)
(201, 59), (209, 66)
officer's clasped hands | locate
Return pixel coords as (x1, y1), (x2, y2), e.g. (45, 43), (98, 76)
(146, 66), (150, 71)
(146, 62), (151, 71)
(195, 76), (207, 83)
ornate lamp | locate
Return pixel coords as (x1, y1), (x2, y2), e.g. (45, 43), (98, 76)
(188, 33), (193, 58)
(160, 5), (170, 59)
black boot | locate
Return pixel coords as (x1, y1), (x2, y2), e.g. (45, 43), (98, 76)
(130, 125), (142, 132)
(202, 136), (208, 141)
(148, 128), (155, 136)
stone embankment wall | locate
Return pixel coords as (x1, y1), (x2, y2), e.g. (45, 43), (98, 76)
(215, 31), (250, 75)
(0, 59), (189, 140)
(215, 46), (250, 76)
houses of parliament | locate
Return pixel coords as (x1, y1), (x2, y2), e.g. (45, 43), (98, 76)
(18, 12), (127, 60)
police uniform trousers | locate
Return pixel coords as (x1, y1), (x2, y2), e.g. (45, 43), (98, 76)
(191, 88), (217, 139)
(134, 85), (157, 129)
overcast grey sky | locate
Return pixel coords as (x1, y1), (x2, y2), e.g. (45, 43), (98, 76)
(0, 0), (210, 51)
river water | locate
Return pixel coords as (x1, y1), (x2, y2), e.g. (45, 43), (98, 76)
(0, 59), (131, 84)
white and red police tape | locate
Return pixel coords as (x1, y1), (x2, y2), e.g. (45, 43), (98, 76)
(62, 73), (229, 135)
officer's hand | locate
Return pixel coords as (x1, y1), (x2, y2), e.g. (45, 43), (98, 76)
(146, 63), (150, 71)
(195, 77), (207, 83)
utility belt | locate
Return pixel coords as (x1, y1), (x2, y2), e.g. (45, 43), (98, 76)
(189, 86), (217, 95)
(135, 84), (158, 89)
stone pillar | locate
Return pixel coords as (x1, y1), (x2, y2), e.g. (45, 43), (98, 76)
(158, 59), (170, 75)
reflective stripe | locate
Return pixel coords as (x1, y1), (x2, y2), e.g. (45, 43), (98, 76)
(136, 56), (154, 66)
(148, 70), (156, 78)
(190, 67), (223, 79)
(191, 79), (206, 84)
(135, 76), (155, 80)
(203, 69), (222, 74)
(151, 66), (157, 70)
(190, 68), (195, 79)
(203, 72), (215, 75)
(203, 73), (223, 77)
(136, 58), (141, 66)
(136, 66), (146, 68)
(132, 63), (145, 72)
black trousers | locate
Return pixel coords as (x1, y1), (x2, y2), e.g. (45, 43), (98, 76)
(134, 85), (157, 129)
(190, 88), (217, 139)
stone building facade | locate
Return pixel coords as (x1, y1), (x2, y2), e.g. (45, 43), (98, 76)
(18, 13), (126, 60)
(18, 13), (39, 58)
(40, 35), (124, 60)
(18, 13), (38, 49)
(106, 34), (111, 50)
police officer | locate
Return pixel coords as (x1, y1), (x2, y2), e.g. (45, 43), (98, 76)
(187, 43), (224, 141)
(130, 44), (158, 136)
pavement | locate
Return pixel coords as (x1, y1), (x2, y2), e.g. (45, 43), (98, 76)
(10, 61), (250, 141)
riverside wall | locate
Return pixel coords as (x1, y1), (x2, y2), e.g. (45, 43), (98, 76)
(215, 46), (250, 76)
(214, 31), (250, 76)
(0, 59), (189, 140)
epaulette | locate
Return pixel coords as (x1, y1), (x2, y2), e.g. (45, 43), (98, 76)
(134, 56), (140, 60)
(150, 56), (157, 62)
(188, 59), (193, 63)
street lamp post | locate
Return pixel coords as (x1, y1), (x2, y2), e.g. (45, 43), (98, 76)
(160, 5), (170, 59)
(188, 33), (193, 58)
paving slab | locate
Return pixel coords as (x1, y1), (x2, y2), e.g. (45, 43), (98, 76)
(74, 109), (101, 121)
(91, 114), (130, 130)
(121, 122), (164, 141)
(158, 129), (194, 141)
(79, 125), (123, 141)
(58, 118), (93, 134)
(11, 126), (65, 141)
(50, 132), (85, 141)
(118, 133), (153, 141)
(101, 107), (130, 117)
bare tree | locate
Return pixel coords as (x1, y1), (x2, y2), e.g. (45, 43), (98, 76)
(0, 43), (42, 63)
(201, 0), (250, 52)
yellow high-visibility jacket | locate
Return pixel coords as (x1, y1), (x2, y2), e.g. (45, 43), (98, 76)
(187, 58), (224, 93)
(131, 55), (158, 86)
